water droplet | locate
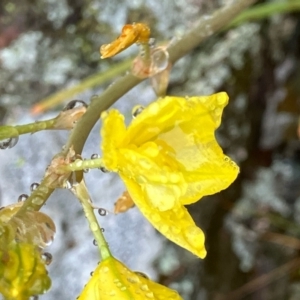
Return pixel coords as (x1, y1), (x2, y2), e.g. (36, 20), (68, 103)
(152, 213), (161, 222)
(116, 282), (123, 288)
(83, 168), (89, 173)
(63, 100), (88, 111)
(132, 105), (144, 118)
(98, 208), (107, 216)
(41, 252), (52, 265)
(90, 222), (98, 232)
(90, 271), (94, 276)
(140, 284), (149, 291)
(99, 166), (110, 173)
(120, 286), (127, 291)
(93, 239), (98, 246)
(18, 194), (28, 202)
(101, 228), (105, 232)
(0, 136), (19, 150)
(135, 271), (149, 279)
(151, 47), (169, 73)
(145, 292), (154, 298)
(102, 266), (109, 273)
(30, 296), (39, 300)
(91, 153), (100, 159)
(30, 182), (40, 191)
(109, 291), (116, 296)
(32, 197), (44, 206)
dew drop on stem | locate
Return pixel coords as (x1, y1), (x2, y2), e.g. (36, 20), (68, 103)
(30, 182), (40, 191)
(62, 100), (88, 111)
(101, 228), (105, 232)
(18, 194), (28, 202)
(41, 252), (53, 265)
(91, 153), (100, 159)
(93, 239), (98, 246)
(98, 208), (107, 216)
(99, 166), (110, 173)
(0, 136), (19, 150)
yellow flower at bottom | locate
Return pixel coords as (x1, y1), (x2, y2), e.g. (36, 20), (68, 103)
(78, 256), (182, 300)
(100, 93), (239, 258)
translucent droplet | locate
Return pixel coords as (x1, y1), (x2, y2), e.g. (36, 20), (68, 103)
(0, 136), (19, 150)
(132, 105), (144, 118)
(99, 166), (110, 173)
(101, 228), (105, 232)
(63, 100), (88, 111)
(98, 208), (107, 216)
(140, 284), (149, 291)
(83, 168), (89, 173)
(30, 182), (40, 191)
(30, 296), (39, 300)
(90, 271), (94, 276)
(18, 194), (28, 202)
(93, 239), (98, 246)
(102, 266), (109, 273)
(109, 291), (116, 296)
(135, 271), (149, 279)
(91, 153), (100, 159)
(41, 252), (53, 265)
(151, 47), (169, 73)
(145, 292), (154, 298)
(32, 197), (44, 206)
(120, 286), (127, 291)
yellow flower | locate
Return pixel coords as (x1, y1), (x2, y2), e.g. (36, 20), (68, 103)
(78, 255), (182, 300)
(100, 93), (239, 258)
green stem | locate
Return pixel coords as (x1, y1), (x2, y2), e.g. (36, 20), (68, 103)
(61, 158), (104, 172)
(32, 58), (132, 113)
(229, 1), (300, 28)
(0, 119), (56, 141)
(71, 180), (111, 260)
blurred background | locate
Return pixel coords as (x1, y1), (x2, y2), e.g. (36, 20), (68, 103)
(1, 0), (300, 299)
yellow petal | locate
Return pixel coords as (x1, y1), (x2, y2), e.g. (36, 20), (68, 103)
(121, 175), (207, 258)
(101, 109), (126, 171)
(78, 256), (182, 300)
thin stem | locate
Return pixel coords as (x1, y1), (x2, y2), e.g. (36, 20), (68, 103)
(0, 119), (56, 141)
(31, 58), (132, 114)
(61, 158), (104, 172)
(71, 180), (111, 260)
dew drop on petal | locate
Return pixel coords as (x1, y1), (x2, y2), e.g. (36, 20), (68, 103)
(98, 208), (107, 216)
(99, 166), (110, 173)
(0, 136), (19, 149)
(135, 271), (149, 279)
(140, 284), (149, 291)
(146, 292), (154, 298)
(184, 226), (205, 249)
(63, 100), (88, 111)
(102, 266), (109, 273)
(132, 105), (144, 118)
(41, 252), (53, 265)
(18, 194), (28, 202)
(90, 271), (94, 276)
(30, 182), (40, 191)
